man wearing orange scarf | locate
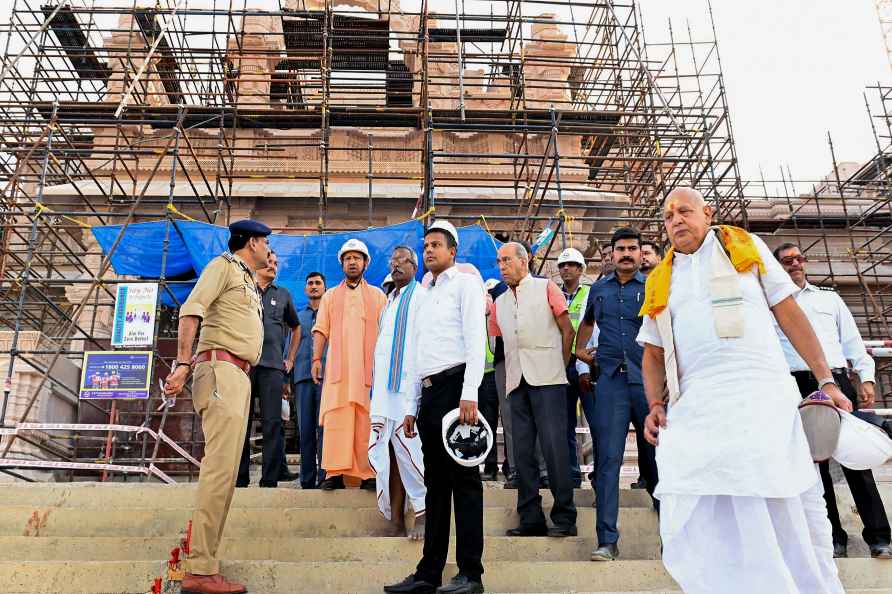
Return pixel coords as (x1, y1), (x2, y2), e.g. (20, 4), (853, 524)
(312, 238), (387, 490)
(638, 187), (851, 594)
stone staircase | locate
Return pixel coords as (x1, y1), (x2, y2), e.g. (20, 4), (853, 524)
(0, 482), (891, 593)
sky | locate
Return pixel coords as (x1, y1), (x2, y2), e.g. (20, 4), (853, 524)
(638, 0), (891, 188)
(1, 0), (889, 187)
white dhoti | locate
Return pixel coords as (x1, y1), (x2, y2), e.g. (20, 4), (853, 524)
(368, 416), (426, 520)
(660, 477), (843, 594)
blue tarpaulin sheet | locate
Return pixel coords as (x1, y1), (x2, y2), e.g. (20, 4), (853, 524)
(91, 219), (501, 308)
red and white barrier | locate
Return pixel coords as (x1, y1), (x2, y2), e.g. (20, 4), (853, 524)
(867, 347), (892, 358)
(0, 421), (201, 482)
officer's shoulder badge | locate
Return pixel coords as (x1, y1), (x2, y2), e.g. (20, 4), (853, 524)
(221, 251), (235, 263)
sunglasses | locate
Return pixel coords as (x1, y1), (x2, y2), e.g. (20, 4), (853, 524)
(780, 255), (808, 265)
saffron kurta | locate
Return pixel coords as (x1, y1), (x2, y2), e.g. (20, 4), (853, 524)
(313, 280), (387, 480)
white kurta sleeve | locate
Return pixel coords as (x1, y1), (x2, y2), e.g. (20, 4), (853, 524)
(403, 289), (425, 417)
(636, 313), (663, 348)
(406, 294), (425, 418)
(575, 332), (596, 374)
(459, 276), (487, 403)
(834, 291), (876, 383)
(751, 233), (798, 307)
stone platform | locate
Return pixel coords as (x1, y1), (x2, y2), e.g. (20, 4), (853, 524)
(0, 482), (890, 594)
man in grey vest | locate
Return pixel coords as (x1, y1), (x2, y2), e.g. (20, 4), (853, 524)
(490, 242), (577, 536)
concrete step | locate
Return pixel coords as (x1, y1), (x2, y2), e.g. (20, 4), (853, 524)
(0, 559), (890, 594)
(0, 483), (652, 509)
(0, 535), (660, 562)
(0, 505), (660, 543)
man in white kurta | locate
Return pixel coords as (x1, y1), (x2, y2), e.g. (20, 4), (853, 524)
(637, 187), (851, 594)
(368, 246), (427, 539)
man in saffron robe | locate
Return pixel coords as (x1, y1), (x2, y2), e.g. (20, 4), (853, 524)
(312, 238), (387, 490)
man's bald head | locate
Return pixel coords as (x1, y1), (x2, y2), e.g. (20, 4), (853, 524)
(497, 242), (530, 287)
(663, 186), (714, 254)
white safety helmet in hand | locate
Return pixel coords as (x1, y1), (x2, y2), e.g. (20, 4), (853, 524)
(441, 408), (494, 468)
(425, 220), (460, 246)
(338, 238), (371, 263)
(798, 391), (842, 462)
(557, 247), (586, 267)
(833, 411), (892, 470)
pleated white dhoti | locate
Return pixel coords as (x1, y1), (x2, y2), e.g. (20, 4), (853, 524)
(660, 477), (844, 594)
(368, 416), (426, 520)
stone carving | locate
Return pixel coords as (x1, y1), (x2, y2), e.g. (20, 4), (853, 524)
(523, 13), (575, 109)
(226, 15), (285, 106)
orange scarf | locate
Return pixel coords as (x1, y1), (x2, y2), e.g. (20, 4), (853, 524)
(328, 279), (379, 387)
(639, 225), (765, 318)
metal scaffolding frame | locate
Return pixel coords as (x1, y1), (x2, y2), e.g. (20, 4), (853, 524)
(743, 84), (892, 407)
(0, 0), (747, 479)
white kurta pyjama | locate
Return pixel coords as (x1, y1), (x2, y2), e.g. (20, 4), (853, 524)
(636, 230), (844, 594)
(368, 283), (426, 520)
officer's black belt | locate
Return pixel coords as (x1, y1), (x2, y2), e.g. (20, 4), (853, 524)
(422, 364), (466, 389)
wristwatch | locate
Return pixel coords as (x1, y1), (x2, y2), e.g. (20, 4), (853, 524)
(817, 377), (837, 390)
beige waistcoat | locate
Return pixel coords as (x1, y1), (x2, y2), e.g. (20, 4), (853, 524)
(495, 275), (568, 395)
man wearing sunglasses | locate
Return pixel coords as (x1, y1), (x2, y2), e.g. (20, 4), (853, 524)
(774, 242), (892, 560)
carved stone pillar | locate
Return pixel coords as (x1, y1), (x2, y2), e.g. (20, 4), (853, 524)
(64, 231), (116, 354)
(0, 331), (79, 480)
(227, 15), (284, 106)
(523, 14), (575, 109)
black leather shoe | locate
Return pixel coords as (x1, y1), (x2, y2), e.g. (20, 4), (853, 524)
(833, 542), (847, 558)
(571, 478), (582, 489)
(538, 476), (550, 489)
(360, 478), (376, 491)
(547, 525), (578, 537)
(591, 542), (618, 561)
(481, 467), (498, 482)
(436, 575), (484, 594)
(279, 470), (299, 482)
(503, 474), (517, 489)
(383, 574), (437, 594)
(870, 543), (892, 559)
(320, 475), (345, 491)
(505, 525), (547, 537)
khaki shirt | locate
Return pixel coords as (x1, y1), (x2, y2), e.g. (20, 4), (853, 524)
(180, 253), (263, 365)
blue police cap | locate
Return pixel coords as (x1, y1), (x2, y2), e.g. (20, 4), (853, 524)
(228, 219), (271, 238)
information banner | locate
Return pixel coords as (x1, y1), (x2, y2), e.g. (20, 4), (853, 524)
(111, 283), (158, 346)
(79, 351), (153, 400)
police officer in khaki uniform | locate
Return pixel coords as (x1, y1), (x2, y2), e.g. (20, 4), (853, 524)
(164, 219), (270, 594)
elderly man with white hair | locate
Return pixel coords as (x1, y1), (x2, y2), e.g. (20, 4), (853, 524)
(637, 187), (850, 594)
(490, 242), (577, 537)
(369, 245), (428, 540)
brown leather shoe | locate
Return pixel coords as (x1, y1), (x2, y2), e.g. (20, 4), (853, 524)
(181, 573), (247, 594)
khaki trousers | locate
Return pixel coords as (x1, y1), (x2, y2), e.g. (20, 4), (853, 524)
(186, 358), (251, 576)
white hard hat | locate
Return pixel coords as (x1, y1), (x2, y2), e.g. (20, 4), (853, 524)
(382, 273), (393, 287)
(484, 278), (500, 291)
(441, 408), (494, 468)
(338, 238), (371, 263)
(798, 391), (841, 462)
(557, 247), (586, 267)
(833, 411), (892, 470)
(425, 220), (459, 245)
